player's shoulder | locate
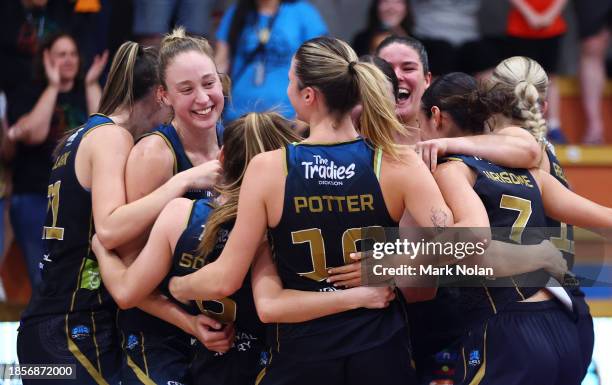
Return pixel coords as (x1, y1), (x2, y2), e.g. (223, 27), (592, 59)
(129, 132), (175, 169)
(249, 148), (285, 172)
(433, 158), (473, 183)
(381, 145), (426, 175)
(160, 198), (194, 230)
(81, 122), (133, 154)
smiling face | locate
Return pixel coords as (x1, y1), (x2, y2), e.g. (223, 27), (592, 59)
(161, 50), (224, 132)
(49, 36), (79, 82)
(378, 42), (430, 124)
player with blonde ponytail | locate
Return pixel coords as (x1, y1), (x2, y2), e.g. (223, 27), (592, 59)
(92, 111), (397, 385)
(487, 56), (549, 142)
(165, 36), (452, 385)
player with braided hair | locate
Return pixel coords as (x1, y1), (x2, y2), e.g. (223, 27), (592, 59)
(484, 56), (548, 142)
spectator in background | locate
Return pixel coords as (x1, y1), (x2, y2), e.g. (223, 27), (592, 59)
(0, 0), (73, 101)
(410, 0), (500, 77)
(505, 0), (568, 144)
(308, 0), (370, 42)
(6, 32), (106, 289)
(133, 0), (218, 46)
(215, 0), (327, 121)
(353, 0), (413, 56)
(574, 0), (612, 144)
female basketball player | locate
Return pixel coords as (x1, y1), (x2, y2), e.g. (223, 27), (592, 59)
(16, 42), (218, 385)
(416, 57), (594, 382)
(164, 36), (454, 385)
(485, 56), (595, 382)
(419, 72), (610, 385)
(111, 28), (227, 384)
(91, 111), (396, 384)
(375, 35), (542, 169)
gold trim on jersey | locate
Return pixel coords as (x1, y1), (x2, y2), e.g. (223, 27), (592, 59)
(467, 324), (487, 385)
(483, 285), (497, 314)
(82, 121), (115, 138)
(140, 332), (150, 376)
(281, 146), (288, 176)
(510, 277), (526, 301)
(374, 148), (383, 180)
(276, 323), (280, 352)
(65, 314), (110, 385)
(255, 350), (273, 385)
(91, 311), (102, 373)
(126, 356), (156, 385)
(70, 258), (87, 311)
(461, 347), (467, 382)
(141, 132), (179, 174)
(255, 368), (267, 385)
(444, 156), (464, 162)
(184, 200), (197, 229)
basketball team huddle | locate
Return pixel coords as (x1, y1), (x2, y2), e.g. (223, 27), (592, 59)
(15, 28), (612, 385)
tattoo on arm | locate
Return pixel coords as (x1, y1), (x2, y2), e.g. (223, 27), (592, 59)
(430, 208), (448, 232)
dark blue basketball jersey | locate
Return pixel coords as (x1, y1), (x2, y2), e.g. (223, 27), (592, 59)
(163, 199), (265, 349)
(544, 142), (575, 268)
(120, 123), (217, 334)
(442, 155), (550, 324)
(139, 123), (215, 200)
(268, 138), (406, 361)
(22, 114), (117, 322)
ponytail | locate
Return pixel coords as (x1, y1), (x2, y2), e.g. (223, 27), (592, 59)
(294, 37), (408, 160)
(352, 62), (406, 159)
(198, 112), (301, 256)
(487, 56), (549, 142)
(513, 80), (547, 142)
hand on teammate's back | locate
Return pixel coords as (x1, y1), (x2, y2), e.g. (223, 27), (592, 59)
(538, 240), (568, 281)
(351, 286), (396, 309)
(327, 254), (363, 288)
(415, 139), (448, 173)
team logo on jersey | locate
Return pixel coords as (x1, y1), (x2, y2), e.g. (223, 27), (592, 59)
(126, 334), (139, 350)
(468, 350), (481, 366)
(167, 381), (185, 385)
(71, 325), (90, 340)
(301, 155), (355, 186)
(259, 351), (270, 366)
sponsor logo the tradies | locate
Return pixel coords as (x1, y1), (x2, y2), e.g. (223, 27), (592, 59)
(301, 155), (355, 186)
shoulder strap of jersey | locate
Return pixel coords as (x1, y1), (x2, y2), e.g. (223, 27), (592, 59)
(440, 154), (475, 166)
(372, 146), (383, 180)
(543, 142), (570, 187)
(283, 142), (299, 175)
(81, 113), (115, 138)
(137, 124), (182, 174)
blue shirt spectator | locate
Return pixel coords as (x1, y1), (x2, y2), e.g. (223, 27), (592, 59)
(216, 0), (327, 121)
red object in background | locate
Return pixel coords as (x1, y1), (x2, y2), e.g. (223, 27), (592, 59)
(507, 0), (567, 38)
